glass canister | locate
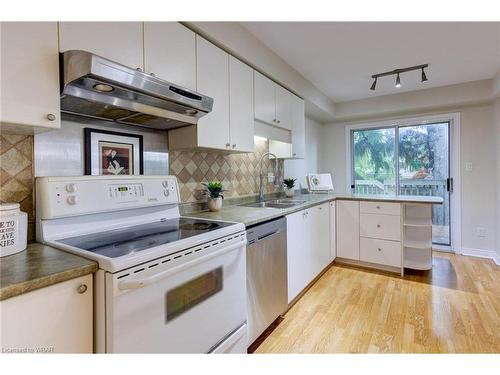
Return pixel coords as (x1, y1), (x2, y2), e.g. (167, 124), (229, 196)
(0, 203), (28, 257)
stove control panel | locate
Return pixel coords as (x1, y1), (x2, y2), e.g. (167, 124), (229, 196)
(36, 176), (180, 219)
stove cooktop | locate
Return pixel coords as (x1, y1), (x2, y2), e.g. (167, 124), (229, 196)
(56, 217), (234, 259)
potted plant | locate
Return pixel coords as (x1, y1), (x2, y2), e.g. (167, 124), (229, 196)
(283, 177), (297, 197)
(202, 181), (225, 212)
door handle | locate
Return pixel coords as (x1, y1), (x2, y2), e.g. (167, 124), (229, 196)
(446, 178), (453, 192)
(118, 241), (245, 291)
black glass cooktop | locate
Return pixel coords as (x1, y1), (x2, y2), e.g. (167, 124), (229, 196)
(56, 217), (233, 258)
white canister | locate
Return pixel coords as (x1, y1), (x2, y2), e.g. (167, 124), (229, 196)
(0, 203), (28, 257)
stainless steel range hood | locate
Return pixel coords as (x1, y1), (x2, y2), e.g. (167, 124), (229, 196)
(60, 50), (213, 130)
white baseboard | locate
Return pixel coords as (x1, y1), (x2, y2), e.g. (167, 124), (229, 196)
(461, 247), (500, 265)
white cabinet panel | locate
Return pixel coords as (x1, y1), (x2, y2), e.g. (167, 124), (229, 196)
(360, 201), (401, 216)
(196, 36), (230, 150)
(144, 22), (196, 90)
(229, 56), (254, 153)
(254, 71), (276, 125)
(275, 85), (293, 130)
(286, 209), (309, 303)
(291, 95), (305, 158)
(59, 22), (143, 69)
(311, 203), (331, 272)
(329, 201), (336, 261)
(360, 213), (401, 241)
(336, 200), (360, 260)
(0, 275), (93, 353)
(1, 22), (60, 129)
(360, 237), (401, 267)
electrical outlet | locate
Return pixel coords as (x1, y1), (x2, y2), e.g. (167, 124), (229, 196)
(475, 226), (486, 238)
(465, 162), (473, 171)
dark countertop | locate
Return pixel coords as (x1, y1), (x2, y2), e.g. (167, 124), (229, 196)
(187, 192), (443, 227)
(0, 242), (98, 301)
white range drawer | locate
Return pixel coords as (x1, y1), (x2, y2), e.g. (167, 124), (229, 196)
(360, 201), (400, 216)
(360, 237), (401, 267)
(360, 213), (401, 241)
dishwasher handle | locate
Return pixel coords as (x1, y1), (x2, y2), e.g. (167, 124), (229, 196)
(246, 217), (286, 244)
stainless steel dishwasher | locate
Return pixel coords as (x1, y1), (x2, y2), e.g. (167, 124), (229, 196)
(246, 217), (288, 345)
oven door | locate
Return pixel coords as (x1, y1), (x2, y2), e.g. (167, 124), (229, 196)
(105, 235), (247, 353)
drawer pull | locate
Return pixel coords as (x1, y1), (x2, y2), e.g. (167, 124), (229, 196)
(377, 224), (381, 228)
(378, 248), (382, 252)
(77, 284), (88, 294)
(376, 205), (380, 209)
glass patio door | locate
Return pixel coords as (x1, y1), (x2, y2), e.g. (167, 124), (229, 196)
(351, 122), (451, 246)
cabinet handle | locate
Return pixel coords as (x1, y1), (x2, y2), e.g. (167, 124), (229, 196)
(378, 248), (382, 252)
(377, 224), (381, 228)
(293, 153), (297, 157)
(136, 67), (143, 72)
(225, 143), (230, 147)
(376, 205), (381, 209)
(232, 144), (236, 148)
(77, 284), (88, 294)
(46, 113), (56, 121)
(272, 119), (276, 123)
(277, 119), (281, 124)
(150, 72), (156, 77)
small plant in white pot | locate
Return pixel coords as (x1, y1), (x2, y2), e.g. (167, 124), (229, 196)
(202, 181), (225, 212)
(283, 177), (297, 198)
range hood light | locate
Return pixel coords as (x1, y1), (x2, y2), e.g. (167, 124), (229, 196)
(93, 83), (115, 93)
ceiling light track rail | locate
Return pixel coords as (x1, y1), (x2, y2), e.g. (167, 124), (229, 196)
(370, 64), (428, 90)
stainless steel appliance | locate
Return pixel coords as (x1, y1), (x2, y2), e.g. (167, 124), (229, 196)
(246, 217), (288, 345)
(60, 50), (213, 130)
(36, 175), (247, 353)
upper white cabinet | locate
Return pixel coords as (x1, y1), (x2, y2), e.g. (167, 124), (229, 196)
(169, 36), (254, 153)
(229, 56), (255, 153)
(254, 71), (277, 125)
(275, 85), (293, 130)
(1, 22), (61, 130)
(59, 22), (143, 69)
(194, 36), (230, 150)
(144, 22), (196, 90)
(336, 200), (360, 260)
(0, 275), (93, 353)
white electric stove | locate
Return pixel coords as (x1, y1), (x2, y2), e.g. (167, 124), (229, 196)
(36, 175), (247, 353)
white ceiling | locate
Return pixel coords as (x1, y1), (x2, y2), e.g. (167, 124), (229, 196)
(241, 22), (500, 102)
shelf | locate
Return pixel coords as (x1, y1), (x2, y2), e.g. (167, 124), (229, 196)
(403, 218), (432, 227)
(404, 239), (432, 249)
(404, 259), (433, 270)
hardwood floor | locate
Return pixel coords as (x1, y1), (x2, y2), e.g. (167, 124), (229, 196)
(255, 252), (500, 353)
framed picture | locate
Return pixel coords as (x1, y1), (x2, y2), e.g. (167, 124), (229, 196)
(84, 128), (144, 175)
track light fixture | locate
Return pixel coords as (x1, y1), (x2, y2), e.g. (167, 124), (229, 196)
(369, 64), (428, 91)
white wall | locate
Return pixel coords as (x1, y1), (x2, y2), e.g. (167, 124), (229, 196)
(320, 104), (498, 254)
(283, 117), (322, 190)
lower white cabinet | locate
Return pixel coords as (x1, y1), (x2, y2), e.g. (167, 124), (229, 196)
(0, 275), (93, 353)
(336, 200), (360, 260)
(287, 203), (330, 303)
(329, 201), (336, 261)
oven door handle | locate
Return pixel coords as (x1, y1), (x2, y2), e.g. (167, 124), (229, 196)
(118, 240), (245, 291)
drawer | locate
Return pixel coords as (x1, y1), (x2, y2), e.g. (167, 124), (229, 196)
(360, 237), (401, 267)
(360, 201), (400, 216)
(360, 213), (401, 241)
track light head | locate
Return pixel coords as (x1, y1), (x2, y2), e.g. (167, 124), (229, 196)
(395, 73), (401, 88)
(370, 78), (377, 91)
(421, 68), (428, 82)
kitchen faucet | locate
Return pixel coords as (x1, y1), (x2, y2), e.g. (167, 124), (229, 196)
(258, 152), (280, 202)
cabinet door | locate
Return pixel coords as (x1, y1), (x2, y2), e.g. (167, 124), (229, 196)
(59, 22), (143, 69)
(291, 95), (306, 158)
(254, 71), (276, 125)
(229, 56), (254, 153)
(144, 22), (196, 90)
(329, 201), (336, 261)
(1, 22), (60, 129)
(311, 203), (331, 272)
(275, 85), (293, 130)
(286, 209), (308, 303)
(336, 200), (360, 260)
(196, 36), (230, 150)
(0, 275), (93, 353)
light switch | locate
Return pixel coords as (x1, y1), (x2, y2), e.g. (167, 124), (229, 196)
(465, 162), (473, 171)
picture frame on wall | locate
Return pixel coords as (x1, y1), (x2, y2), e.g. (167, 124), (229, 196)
(84, 128), (144, 175)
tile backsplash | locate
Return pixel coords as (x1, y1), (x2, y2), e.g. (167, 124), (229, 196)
(170, 138), (284, 203)
(0, 134), (35, 240)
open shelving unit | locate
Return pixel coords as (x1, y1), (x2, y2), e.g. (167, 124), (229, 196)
(403, 204), (433, 270)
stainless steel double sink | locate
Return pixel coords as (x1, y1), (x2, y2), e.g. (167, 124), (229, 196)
(239, 199), (307, 209)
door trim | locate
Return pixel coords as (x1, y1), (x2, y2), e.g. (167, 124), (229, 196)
(344, 112), (461, 254)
